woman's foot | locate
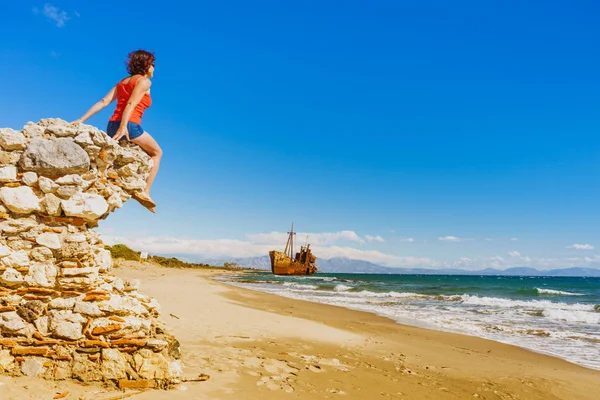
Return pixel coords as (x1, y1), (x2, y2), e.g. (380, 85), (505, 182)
(132, 191), (156, 211)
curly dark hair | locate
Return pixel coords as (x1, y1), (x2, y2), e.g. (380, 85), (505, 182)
(126, 49), (155, 76)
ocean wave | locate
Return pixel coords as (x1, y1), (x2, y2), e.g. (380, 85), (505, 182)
(282, 282), (319, 290)
(459, 294), (595, 312)
(334, 284), (352, 292)
(535, 288), (583, 296)
(543, 309), (600, 324)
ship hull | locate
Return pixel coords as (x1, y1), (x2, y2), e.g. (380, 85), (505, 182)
(269, 250), (317, 275)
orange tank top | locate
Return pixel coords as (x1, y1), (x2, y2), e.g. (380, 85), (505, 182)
(109, 75), (152, 125)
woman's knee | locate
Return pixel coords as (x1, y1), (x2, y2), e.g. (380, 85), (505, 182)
(152, 145), (163, 159)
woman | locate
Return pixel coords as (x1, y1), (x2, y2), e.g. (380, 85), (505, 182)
(71, 49), (162, 212)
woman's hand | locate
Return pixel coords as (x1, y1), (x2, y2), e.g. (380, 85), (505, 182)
(70, 119), (84, 125)
(113, 125), (130, 141)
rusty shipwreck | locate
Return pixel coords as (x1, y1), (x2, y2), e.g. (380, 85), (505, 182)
(269, 223), (318, 275)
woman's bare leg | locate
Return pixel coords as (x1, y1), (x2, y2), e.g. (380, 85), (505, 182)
(131, 132), (162, 195)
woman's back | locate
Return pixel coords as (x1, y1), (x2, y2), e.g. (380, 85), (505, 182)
(110, 75), (152, 125)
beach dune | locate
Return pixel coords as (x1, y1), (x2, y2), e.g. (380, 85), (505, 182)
(2, 261), (599, 399)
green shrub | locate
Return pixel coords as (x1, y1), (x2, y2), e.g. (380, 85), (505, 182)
(106, 244), (140, 261)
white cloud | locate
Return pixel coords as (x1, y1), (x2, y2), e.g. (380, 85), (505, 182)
(388, 229), (396, 233)
(34, 4), (70, 27)
(365, 235), (385, 243)
(50, 50), (59, 58)
(98, 232), (600, 272)
(510, 237), (519, 241)
(101, 233), (431, 267)
(399, 238), (415, 243)
(568, 244), (595, 250)
(485, 238), (493, 242)
(246, 230), (366, 245)
(438, 236), (469, 242)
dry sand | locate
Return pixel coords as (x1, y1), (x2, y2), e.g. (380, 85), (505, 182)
(2, 261), (599, 399)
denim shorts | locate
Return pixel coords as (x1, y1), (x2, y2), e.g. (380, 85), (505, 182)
(106, 121), (145, 140)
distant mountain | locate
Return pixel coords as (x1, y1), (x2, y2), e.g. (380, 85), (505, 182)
(148, 253), (600, 277)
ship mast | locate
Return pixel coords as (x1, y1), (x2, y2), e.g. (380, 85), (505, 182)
(283, 222), (296, 260)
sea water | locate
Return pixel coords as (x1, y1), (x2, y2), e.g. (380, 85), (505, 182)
(221, 273), (600, 370)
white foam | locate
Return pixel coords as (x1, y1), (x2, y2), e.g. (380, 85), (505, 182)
(282, 282), (318, 290)
(543, 309), (600, 324)
(334, 284), (352, 292)
(459, 294), (594, 312)
(536, 288), (583, 296)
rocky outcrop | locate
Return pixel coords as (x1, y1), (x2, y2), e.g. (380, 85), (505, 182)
(0, 118), (182, 389)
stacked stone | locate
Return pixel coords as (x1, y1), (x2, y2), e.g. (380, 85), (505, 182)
(0, 118), (181, 389)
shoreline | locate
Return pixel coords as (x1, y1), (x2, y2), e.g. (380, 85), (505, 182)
(220, 271), (600, 371)
(2, 262), (599, 399)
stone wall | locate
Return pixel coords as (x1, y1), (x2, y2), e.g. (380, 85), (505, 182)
(0, 118), (182, 389)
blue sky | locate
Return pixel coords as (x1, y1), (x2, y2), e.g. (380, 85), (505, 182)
(1, 1), (599, 269)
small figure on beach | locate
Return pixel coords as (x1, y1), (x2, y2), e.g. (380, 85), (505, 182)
(71, 49), (162, 212)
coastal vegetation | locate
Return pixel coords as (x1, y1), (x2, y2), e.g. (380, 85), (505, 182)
(105, 243), (249, 271)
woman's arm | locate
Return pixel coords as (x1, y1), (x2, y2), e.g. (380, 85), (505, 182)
(112, 78), (151, 141)
(71, 86), (118, 124)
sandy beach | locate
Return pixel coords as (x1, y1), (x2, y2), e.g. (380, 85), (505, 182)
(2, 261), (599, 400)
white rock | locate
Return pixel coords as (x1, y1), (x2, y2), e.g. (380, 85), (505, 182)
(55, 174), (84, 185)
(45, 124), (78, 137)
(61, 193), (109, 221)
(90, 316), (149, 333)
(95, 249), (112, 272)
(56, 185), (82, 198)
(0, 128), (26, 150)
(0, 268), (24, 287)
(74, 131), (94, 146)
(38, 176), (58, 193)
(118, 163), (138, 176)
(61, 267), (99, 277)
(168, 360), (184, 381)
(65, 234), (86, 242)
(25, 263), (57, 287)
(107, 192), (123, 209)
(99, 294), (148, 316)
(73, 300), (104, 317)
(101, 348), (128, 380)
(0, 186), (41, 214)
(0, 218), (37, 234)
(120, 176), (146, 190)
(35, 232), (61, 249)
(22, 123), (44, 138)
(123, 278), (141, 291)
(30, 246), (53, 262)
(113, 276), (124, 292)
(49, 297), (77, 309)
(90, 129), (108, 146)
(49, 310), (85, 340)
(0, 165), (17, 182)
(34, 316), (49, 335)
(43, 193), (62, 216)
(145, 298), (161, 313)
(0, 349), (14, 371)
(58, 276), (103, 290)
(0, 244), (11, 258)
(21, 357), (46, 377)
(0, 311), (27, 333)
(1, 250), (30, 268)
(4, 294), (22, 306)
(22, 171), (38, 186)
(54, 321), (83, 340)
